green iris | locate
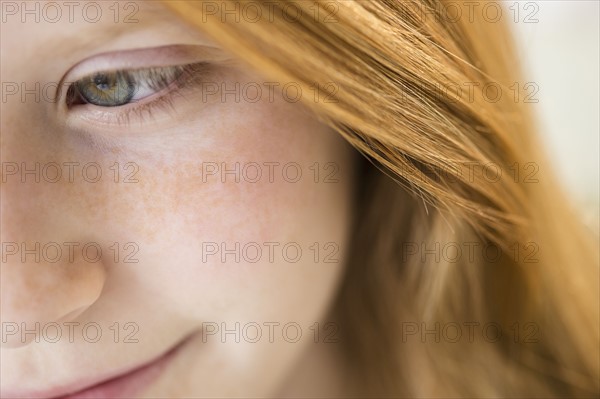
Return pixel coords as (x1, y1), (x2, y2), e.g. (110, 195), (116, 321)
(75, 71), (136, 107)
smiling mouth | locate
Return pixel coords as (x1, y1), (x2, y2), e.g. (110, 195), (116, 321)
(58, 346), (176, 399)
(4, 336), (191, 399)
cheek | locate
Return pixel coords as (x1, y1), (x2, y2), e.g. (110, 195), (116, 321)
(50, 93), (355, 325)
(1, 67), (356, 396)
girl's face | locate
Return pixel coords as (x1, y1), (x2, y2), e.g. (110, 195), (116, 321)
(1, 2), (355, 397)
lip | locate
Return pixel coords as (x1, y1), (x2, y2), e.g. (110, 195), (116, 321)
(3, 336), (190, 399)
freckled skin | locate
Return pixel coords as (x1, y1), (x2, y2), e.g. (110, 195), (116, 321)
(1, 2), (356, 397)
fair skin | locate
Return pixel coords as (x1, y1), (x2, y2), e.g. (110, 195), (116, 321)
(1, 2), (356, 397)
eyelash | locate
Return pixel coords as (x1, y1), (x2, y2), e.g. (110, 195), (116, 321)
(66, 62), (209, 126)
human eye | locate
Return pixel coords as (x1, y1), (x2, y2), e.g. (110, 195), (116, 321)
(66, 64), (205, 108)
(56, 44), (233, 135)
(64, 62), (209, 126)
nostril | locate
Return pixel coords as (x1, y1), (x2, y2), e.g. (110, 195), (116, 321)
(1, 255), (107, 348)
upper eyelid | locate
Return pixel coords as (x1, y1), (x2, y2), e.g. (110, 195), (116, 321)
(56, 44), (228, 107)
(75, 65), (183, 85)
(64, 44), (229, 80)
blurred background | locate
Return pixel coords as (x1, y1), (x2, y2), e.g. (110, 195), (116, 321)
(508, 0), (599, 229)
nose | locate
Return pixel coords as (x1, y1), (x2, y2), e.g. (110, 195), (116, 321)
(0, 166), (107, 348)
(1, 243), (107, 348)
(0, 56), (109, 349)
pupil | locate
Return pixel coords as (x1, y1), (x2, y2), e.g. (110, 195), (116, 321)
(93, 74), (112, 91)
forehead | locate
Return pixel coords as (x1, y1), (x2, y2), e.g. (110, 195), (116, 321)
(1, 1), (216, 78)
